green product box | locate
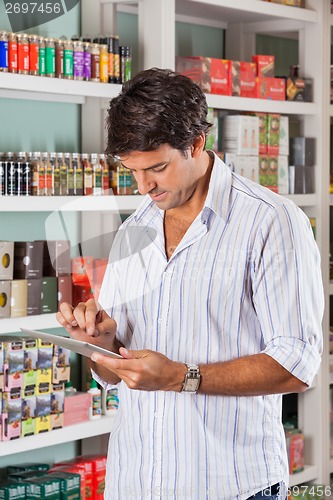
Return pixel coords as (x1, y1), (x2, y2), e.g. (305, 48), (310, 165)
(41, 277), (58, 314)
(48, 471), (81, 500)
(267, 113), (280, 156)
(23, 339), (38, 397)
(37, 340), (53, 395)
(7, 463), (50, 475)
(8, 470), (47, 483)
(26, 476), (61, 500)
(0, 482), (26, 499)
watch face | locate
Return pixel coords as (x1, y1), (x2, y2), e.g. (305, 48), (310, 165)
(184, 376), (200, 392)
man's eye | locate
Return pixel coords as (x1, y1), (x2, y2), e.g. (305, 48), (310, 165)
(153, 165), (167, 173)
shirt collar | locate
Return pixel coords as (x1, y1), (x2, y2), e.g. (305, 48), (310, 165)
(134, 151), (232, 225)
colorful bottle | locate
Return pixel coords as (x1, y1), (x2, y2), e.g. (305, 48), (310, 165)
(88, 379), (101, 420)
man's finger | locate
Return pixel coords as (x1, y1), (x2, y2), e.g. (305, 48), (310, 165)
(58, 302), (76, 325)
(85, 299), (99, 335)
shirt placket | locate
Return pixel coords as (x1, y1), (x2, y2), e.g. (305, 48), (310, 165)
(151, 264), (173, 496)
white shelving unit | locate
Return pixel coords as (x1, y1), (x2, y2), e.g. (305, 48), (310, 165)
(0, 0), (331, 488)
(0, 415), (116, 457)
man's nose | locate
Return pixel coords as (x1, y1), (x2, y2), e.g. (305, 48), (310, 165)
(135, 172), (156, 195)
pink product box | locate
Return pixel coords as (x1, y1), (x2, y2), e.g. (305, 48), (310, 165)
(2, 394), (21, 441)
(64, 392), (92, 413)
(64, 408), (90, 427)
(3, 339), (24, 392)
(0, 342), (3, 392)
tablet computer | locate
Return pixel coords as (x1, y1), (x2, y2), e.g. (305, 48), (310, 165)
(19, 328), (123, 359)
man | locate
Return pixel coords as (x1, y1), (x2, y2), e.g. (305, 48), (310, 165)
(57, 68), (323, 499)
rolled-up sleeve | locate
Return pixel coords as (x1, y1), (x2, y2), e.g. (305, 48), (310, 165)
(252, 202), (324, 386)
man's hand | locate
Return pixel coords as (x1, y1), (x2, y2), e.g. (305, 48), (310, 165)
(56, 299), (118, 351)
(90, 348), (187, 392)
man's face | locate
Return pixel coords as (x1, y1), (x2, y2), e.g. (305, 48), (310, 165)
(119, 144), (202, 211)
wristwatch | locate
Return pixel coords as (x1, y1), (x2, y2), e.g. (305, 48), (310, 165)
(182, 364), (201, 393)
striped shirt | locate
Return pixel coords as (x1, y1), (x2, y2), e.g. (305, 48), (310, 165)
(97, 152), (323, 500)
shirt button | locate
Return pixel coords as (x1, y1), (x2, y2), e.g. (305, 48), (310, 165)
(158, 318), (163, 324)
(163, 271), (168, 278)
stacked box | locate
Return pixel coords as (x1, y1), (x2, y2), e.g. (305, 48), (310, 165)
(23, 339), (38, 397)
(41, 278), (58, 314)
(285, 429), (304, 474)
(259, 156), (278, 193)
(25, 476), (61, 499)
(21, 395), (36, 437)
(2, 392), (21, 441)
(41, 240), (71, 277)
(278, 156), (289, 195)
(0, 241), (14, 280)
(10, 280), (28, 318)
(63, 392), (91, 426)
(0, 482), (26, 499)
(0, 280), (11, 319)
(175, 56), (232, 95)
(267, 114), (280, 155)
(3, 338), (24, 394)
(7, 463), (50, 474)
(47, 471), (81, 500)
(52, 345), (71, 384)
(0, 341), (4, 391)
(27, 279), (42, 316)
(239, 62), (256, 98)
(252, 54), (275, 77)
(233, 156), (259, 184)
(206, 108), (219, 152)
(279, 116), (289, 156)
(222, 115), (259, 156)
(14, 242), (44, 280)
(54, 457), (94, 500)
(57, 276), (72, 310)
(35, 393), (51, 434)
(37, 340), (53, 395)
(50, 383), (65, 430)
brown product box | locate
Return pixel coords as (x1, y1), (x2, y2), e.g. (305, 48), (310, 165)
(0, 280), (11, 319)
(14, 241), (44, 279)
(252, 54), (275, 77)
(267, 114), (281, 156)
(286, 75), (312, 102)
(175, 56), (232, 95)
(10, 280), (27, 318)
(41, 277), (58, 314)
(41, 240), (71, 277)
(27, 278), (42, 316)
(0, 241), (14, 280)
(255, 76), (286, 101)
(58, 276), (72, 310)
(239, 62), (257, 98)
(21, 394), (36, 437)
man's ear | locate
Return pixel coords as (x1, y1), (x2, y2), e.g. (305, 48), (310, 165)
(191, 132), (206, 158)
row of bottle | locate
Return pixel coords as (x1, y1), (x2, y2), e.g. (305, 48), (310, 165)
(0, 31), (131, 84)
(65, 379), (119, 419)
(0, 152), (138, 196)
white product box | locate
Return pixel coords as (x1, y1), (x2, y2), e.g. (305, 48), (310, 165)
(222, 115), (259, 156)
(279, 116), (289, 156)
(278, 155), (289, 195)
(234, 155), (259, 184)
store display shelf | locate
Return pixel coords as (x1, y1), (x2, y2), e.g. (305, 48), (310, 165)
(0, 73), (122, 104)
(289, 465), (319, 487)
(205, 94), (317, 115)
(0, 314), (59, 334)
(0, 195), (143, 212)
(176, 0), (317, 25)
(0, 415), (116, 457)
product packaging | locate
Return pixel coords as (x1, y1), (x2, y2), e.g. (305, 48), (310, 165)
(10, 280), (28, 318)
(23, 338), (38, 397)
(252, 54), (275, 77)
(88, 379), (101, 420)
(21, 395), (36, 437)
(255, 76), (286, 100)
(0, 241), (14, 280)
(27, 279), (42, 316)
(41, 277), (58, 314)
(36, 339), (53, 395)
(290, 137), (315, 166)
(102, 387), (119, 415)
(175, 56), (232, 95)
(239, 62), (257, 98)
(35, 393), (51, 433)
(259, 155), (278, 193)
(267, 114), (281, 156)
(41, 240), (71, 277)
(14, 241), (44, 279)
(278, 155), (289, 195)
(57, 276), (72, 309)
(0, 280), (10, 318)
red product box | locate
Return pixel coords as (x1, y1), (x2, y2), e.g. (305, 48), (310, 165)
(72, 284), (94, 308)
(286, 431), (304, 474)
(252, 54), (275, 77)
(240, 62), (257, 98)
(93, 259), (108, 287)
(49, 465), (86, 500)
(71, 256), (94, 286)
(175, 56), (232, 95)
(255, 77), (286, 101)
(54, 457), (93, 499)
(80, 455), (107, 500)
(58, 276), (72, 309)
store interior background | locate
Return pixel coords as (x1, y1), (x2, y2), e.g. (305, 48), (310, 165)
(0, 2), (300, 470)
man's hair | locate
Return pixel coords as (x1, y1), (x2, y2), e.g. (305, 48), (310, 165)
(105, 67), (212, 157)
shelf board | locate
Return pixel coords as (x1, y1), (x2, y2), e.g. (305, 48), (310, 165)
(289, 465), (319, 487)
(0, 415), (116, 457)
(282, 194), (316, 207)
(176, 0), (317, 25)
(0, 313), (60, 334)
(206, 94), (317, 115)
(0, 73), (122, 104)
(0, 195), (143, 212)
